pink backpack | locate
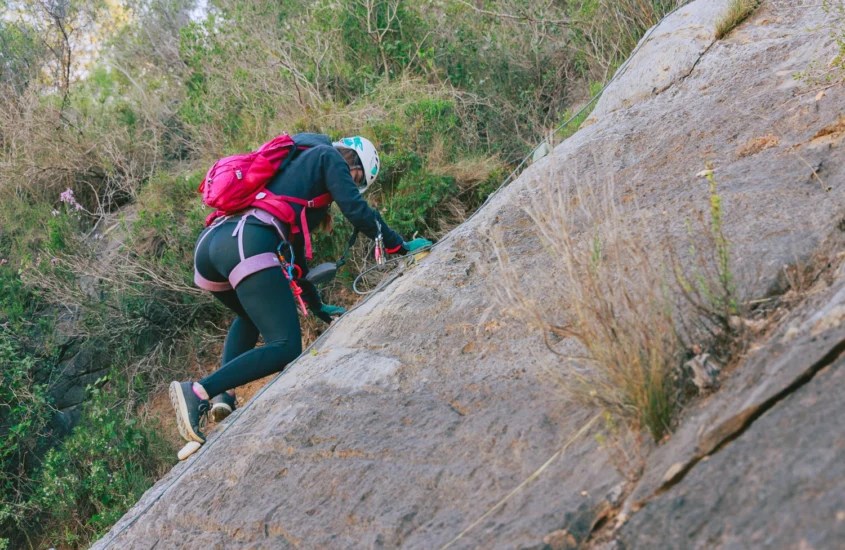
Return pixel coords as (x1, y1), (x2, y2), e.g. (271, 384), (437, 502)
(199, 134), (296, 213)
(198, 134), (333, 259)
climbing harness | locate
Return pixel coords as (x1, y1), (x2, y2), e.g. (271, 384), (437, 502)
(277, 241), (309, 317)
(193, 208), (290, 292)
(192, 208), (315, 317)
(99, 2), (692, 545)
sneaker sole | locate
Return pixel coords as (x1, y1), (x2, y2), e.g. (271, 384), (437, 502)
(169, 381), (205, 444)
(211, 403), (233, 423)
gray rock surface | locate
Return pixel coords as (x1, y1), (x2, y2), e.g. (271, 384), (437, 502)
(619, 345), (845, 550)
(627, 257), (845, 506)
(590, 0), (730, 118)
(94, 1), (845, 548)
(597, 247), (845, 548)
(31, 336), (109, 435)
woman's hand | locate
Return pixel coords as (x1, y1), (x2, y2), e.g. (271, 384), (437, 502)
(403, 238), (432, 254)
(313, 303), (346, 324)
(321, 304), (346, 317)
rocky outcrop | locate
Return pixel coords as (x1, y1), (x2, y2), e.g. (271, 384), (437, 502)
(616, 261), (845, 549)
(590, 0), (731, 119)
(95, 1), (845, 548)
(36, 211), (134, 434)
(35, 337), (109, 434)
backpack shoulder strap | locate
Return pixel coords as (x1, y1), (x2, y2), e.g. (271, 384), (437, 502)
(277, 192), (332, 209)
(251, 192), (334, 259)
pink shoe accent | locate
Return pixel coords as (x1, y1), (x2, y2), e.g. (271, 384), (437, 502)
(192, 382), (209, 401)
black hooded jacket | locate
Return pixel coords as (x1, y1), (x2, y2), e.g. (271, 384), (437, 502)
(264, 133), (404, 314)
(265, 133), (403, 250)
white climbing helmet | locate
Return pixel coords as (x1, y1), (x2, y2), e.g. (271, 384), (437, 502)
(332, 136), (380, 191)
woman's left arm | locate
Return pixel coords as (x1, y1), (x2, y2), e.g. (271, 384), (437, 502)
(320, 148), (404, 250)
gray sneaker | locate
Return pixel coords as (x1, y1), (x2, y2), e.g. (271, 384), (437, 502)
(169, 381), (209, 443)
(211, 391), (237, 422)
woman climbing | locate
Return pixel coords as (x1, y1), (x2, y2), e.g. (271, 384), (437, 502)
(169, 134), (432, 444)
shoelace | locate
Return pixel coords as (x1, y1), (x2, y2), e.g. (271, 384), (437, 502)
(198, 401), (211, 433)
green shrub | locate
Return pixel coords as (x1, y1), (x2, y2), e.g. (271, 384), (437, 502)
(31, 378), (175, 548)
(383, 172), (456, 236)
(0, 335), (52, 547)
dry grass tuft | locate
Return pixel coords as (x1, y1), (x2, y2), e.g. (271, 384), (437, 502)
(433, 156), (501, 191)
(715, 0), (760, 40)
(525, 183), (681, 440)
(493, 161), (743, 442)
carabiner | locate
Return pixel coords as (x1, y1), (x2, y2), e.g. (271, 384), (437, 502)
(276, 240), (308, 316)
(374, 221), (386, 266)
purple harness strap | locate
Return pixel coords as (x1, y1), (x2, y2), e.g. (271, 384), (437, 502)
(193, 209), (288, 292)
(228, 252), (281, 289)
(194, 268), (233, 292)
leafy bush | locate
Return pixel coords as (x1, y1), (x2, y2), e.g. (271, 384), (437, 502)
(0, 335), (53, 548)
(30, 379), (174, 548)
(0, 333), (174, 549)
(383, 172), (456, 236)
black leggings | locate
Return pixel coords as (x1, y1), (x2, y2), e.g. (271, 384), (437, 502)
(194, 218), (302, 398)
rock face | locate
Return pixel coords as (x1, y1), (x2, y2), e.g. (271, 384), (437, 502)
(95, 1), (845, 548)
(620, 344), (845, 549)
(590, 0), (731, 119)
(38, 341), (110, 434)
(611, 256), (845, 549)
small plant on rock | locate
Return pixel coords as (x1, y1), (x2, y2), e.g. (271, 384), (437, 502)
(494, 166), (742, 442)
(715, 0), (760, 40)
(672, 168), (743, 359)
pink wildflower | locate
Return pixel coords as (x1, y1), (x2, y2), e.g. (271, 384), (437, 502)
(51, 209), (60, 216)
(0, 259), (7, 266)
(59, 188), (83, 212)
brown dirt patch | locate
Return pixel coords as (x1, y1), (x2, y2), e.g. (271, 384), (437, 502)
(140, 390), (184, 450)
(811, 116), (845, 141)
(737, 134), (780, 157)
(229, 373), (277, 413)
